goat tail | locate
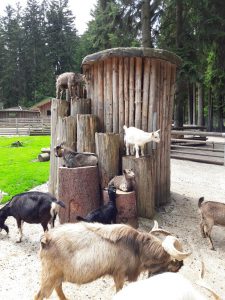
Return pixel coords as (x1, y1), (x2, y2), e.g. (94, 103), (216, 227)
(123, 125), (127, 132)
(198, 197), (204, 208)
(56, 200), (66, 208)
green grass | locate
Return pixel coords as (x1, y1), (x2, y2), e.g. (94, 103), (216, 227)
(0, 136), (50, 203)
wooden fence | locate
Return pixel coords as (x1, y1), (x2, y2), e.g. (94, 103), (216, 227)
(171, 130), (225, 166)
(0, 118), (51, 135)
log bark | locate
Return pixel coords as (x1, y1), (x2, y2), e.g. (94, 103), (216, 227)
(135, 57), (142, 128)
(129, 57), (135, 127)
(77, 114), (98, 153)
(38, 153), (50, 162)
(49, 99), (69, 196)
(95, 133), (120, 189)
(58, 166), (100, 223)
(70, 98), (91, 117)
(41, 148), (50, 153)
(103, 189), (138, 228)
(142, 58), (151, 131)
(98, 61), (104, 131)
(122, 155), (155, 218)
(112, 57), (119, 133)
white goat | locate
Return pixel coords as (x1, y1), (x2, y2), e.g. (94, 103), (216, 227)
(123, 125), (160, 158)
(113, 272), (220, 300)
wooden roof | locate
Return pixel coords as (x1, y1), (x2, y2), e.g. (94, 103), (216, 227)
(82, 47), (182, 67)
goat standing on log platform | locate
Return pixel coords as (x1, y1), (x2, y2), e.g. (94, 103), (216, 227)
(56, 72), (85, 100)
(34, 222), (191, 300)
(123, 125), (160, 158)
(0, 191), (65, 242)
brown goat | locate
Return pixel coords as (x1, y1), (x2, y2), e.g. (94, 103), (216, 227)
(108, 169), (135, 192)
(34, 222), (191, 300)
(198, 197), (225, 250)
(56, 72), (85, 100)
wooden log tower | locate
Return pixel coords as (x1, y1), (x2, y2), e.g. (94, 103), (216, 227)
(49, 47), (181, 220)
(82, 48), (181, 213)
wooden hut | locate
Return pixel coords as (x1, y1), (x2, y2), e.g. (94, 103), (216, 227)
(49, 47), (181, 219)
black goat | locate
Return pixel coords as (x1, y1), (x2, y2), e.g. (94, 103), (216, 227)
(0, 191), (65, 242)
(76, 185), (117, 224)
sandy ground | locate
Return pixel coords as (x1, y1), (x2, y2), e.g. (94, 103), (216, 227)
(0, 159), (225, 300)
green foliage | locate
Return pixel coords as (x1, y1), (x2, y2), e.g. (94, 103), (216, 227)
(0, 136), (50, 203)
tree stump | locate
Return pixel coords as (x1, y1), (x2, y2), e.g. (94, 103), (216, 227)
(77, 114), (98, 152)
(95, 133), (120, 189)
(122, 155), (155, 218)
(103, 189), (138, 228)
(70, 98), (91, 116)
(58, 166), (100, 223)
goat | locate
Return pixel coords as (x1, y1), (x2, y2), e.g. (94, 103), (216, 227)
(123, 125), (160, 158)
(54, 143), (98, 168)
(108, 169), (135, 192)
(198, 196), (225, 250)
(0, 191), (65, 242)
(76, 185), (117, 224)
(113, 271), (220, 300)
(56, 72), (85, 100)
(34, 222), (191, 300)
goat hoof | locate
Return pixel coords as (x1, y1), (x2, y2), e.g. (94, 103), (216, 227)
(16, 239), (22, 243)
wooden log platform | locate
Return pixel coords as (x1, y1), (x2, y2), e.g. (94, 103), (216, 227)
(122, 155), (155, 218)
(95, 133), (120, 189)
(103, 189), (138, 228)
(58, 166), (101, 223)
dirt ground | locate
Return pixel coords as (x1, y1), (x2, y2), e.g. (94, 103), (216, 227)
(0, 158), (225, 300)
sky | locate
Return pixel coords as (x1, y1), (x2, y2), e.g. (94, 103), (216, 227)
(0, 0), (97, 35)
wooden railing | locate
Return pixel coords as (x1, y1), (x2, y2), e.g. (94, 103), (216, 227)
(0, 118), (51, 135)
(171, 130), (225, 166)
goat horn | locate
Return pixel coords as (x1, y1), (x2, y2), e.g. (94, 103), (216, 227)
(150, 220), (172, 236)
(162, 236), (192, 261)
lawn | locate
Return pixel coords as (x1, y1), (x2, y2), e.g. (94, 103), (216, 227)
(0, 136), (51, 203)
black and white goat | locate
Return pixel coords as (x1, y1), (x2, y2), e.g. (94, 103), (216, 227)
(0, 191), (65, 242)
(76, 185), (117, 224)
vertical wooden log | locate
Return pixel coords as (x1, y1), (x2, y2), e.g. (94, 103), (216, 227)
(62, 116), (77, 150)
(122, 155), (155, 218)
(129, 57), (135, 127)
(98, 61), (104, 132)
(142, 58), (151, 131)
(112, 57), (119, 133)
(49, 99), (69, 196)
(90, 65), (94, 114)
(77, 114), (98, 153)
(105, 59), (113, 132)
(124, 57), (129, 126)
(58, 166), (100, 223)
(135, 57), (142, 129)
(95, 133), (120, 189)
(70, 98), (91, 116)
(93, 63), (98, 116)
(118, 57), (124, 136)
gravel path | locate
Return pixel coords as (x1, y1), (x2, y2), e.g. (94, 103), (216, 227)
(0, 159), (225, 299)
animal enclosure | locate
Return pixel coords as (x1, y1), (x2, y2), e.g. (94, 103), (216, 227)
(49, 47), (181, 218)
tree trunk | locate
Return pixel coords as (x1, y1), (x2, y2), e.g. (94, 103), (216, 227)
(207, 88), (213, 131)
(174, 0), (184, 128)
(193, 83), (196, 125)
(197, 82), (204, 126)
(141, 0), (152, 47)
(187, 82), (193, 124)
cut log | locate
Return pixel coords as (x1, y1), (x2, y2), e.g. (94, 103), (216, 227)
(58, 166), (101, 223)
(122, 155), (155, 218)
(41, 147), (50, 153)
(77, 114), (98, 153)
(70, 98), (91, 116)
(103, 189), (138, 228)
(95, 133), (120, 189)
(49, 99), (69, 196)
(38, 153), (50, 162)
